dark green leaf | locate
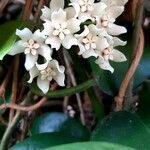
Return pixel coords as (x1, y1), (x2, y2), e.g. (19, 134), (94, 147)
(91, 111), (150, 150)
(10, 132), (84, 150)
(31, 112), (68, 134)
(138, 81), (150, 128)
(43, 142), (135, 150)
(31, 112), (90, 141)
(0, 21), (31, 60)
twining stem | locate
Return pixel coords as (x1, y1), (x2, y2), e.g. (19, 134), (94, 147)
(63, 50), (85, 125)
(0, 97), (47, 111)
(9, 55), (20, 123)
(29, 79), (94, 98)
(115, 0), (144, 111)
(33, 0), (45, 23)
(0, 93), (31, 150)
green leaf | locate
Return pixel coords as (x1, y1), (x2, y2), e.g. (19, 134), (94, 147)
(91, 111), (150, 150)
(10, 132), (85, 150)
(31, 112), (90, 141)
(137, 81), (150, 128)
(0, 21), (31, 60)
(31, 112), (68, 134)
(43, 142), (135, 150)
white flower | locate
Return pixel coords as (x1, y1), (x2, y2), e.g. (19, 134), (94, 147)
(101, 0), (128, 7)
(95, 37), (127, 73)
(42, 8), (81, 50)
(94, 5), (127, 36)
(70, 0), (107, 22)
(41, 0), (76, 21)
(9, 28), (52, 70)
(75, 24), (109, 58)
(28, 59), (65, 94)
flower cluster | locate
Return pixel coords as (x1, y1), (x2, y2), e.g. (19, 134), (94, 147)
(9, 0), (128, 94)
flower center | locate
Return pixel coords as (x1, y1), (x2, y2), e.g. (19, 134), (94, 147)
(24, 39), (40, 55)
(52, 23), (70, 40)
(40, 66), (56, 81)
(101, 15), (109, 27)
(78, 0), (93, 12)
(82, 33), (97, 50)
(101, 47), (112, 60)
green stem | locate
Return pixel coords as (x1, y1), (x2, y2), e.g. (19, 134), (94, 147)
(29, 79), (94, 98)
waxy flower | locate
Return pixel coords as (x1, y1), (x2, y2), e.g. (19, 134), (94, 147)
(70, 0), (107, 22)
(94, 5), (127, 36)
(28, 59), (65, 94)
(95, 37), (127, 73)
(75, 24), (109, 58)
(9, 28), (52, 70)
(41, 0), (76, 21)
(42, 8), (81, 50)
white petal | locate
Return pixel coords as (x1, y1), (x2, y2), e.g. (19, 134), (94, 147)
(36, 61), (49, 71)
(40, 6), (52, 21)
(28, 66), (39, 83)
(102, 0), (128, 6)
(113, 37), (127, 47)
(67, 18), (81, 34)
(96, 37), (109, 50)
(16, 28), (32, 41)
(53, 71), (65, 86)
(25, 53), (38, 70)
(50, 0), (64, 11)
(62, 35), (77, 49)
(82, 49), (98, 58)
(75, 25), (89, 38)
(78, 13), (94, 22)
(37, 77), (50, 93)
(49, 59), (65, 73)
(38, 44), (52, 61)
(96, 56), (114, 73)
(70, 2), (80, 18)
(33, 29), (45, 43)
(42, 21), (54, 36)
(88, 24), (98, 36)
(92, 2), (107, 16)
(45, 37), (61, 50)
(107, 6), (124, 19)
(77, 41), (86, 54)
(111, 49), (127, 62)
(9, 40), (24, 55)
(107, 23), (127, 35)
(65, 7), (76, 19)
(51, 9), (66, 24)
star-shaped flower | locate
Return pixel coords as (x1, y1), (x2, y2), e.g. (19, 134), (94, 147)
(75, 24), (109, 58)
(41, 0), (76, 21)
(95, 37), (127, 73)
(9, 28), (52, 70)
(28, 59), (65, 93)
(94, 5), (127, 36)
(70, 0), (107, 22)
(42, 8), (81, 50)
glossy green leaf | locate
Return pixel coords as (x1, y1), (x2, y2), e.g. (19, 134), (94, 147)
(31, 112), (68, 134)
(10, 132), (84, 150)
(138, 81), (150, 128)
(91, 111), (150, 150)
(0, 21), (31, 60)
(31, 112), (90, 140)
(43, 142), (135, 150)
